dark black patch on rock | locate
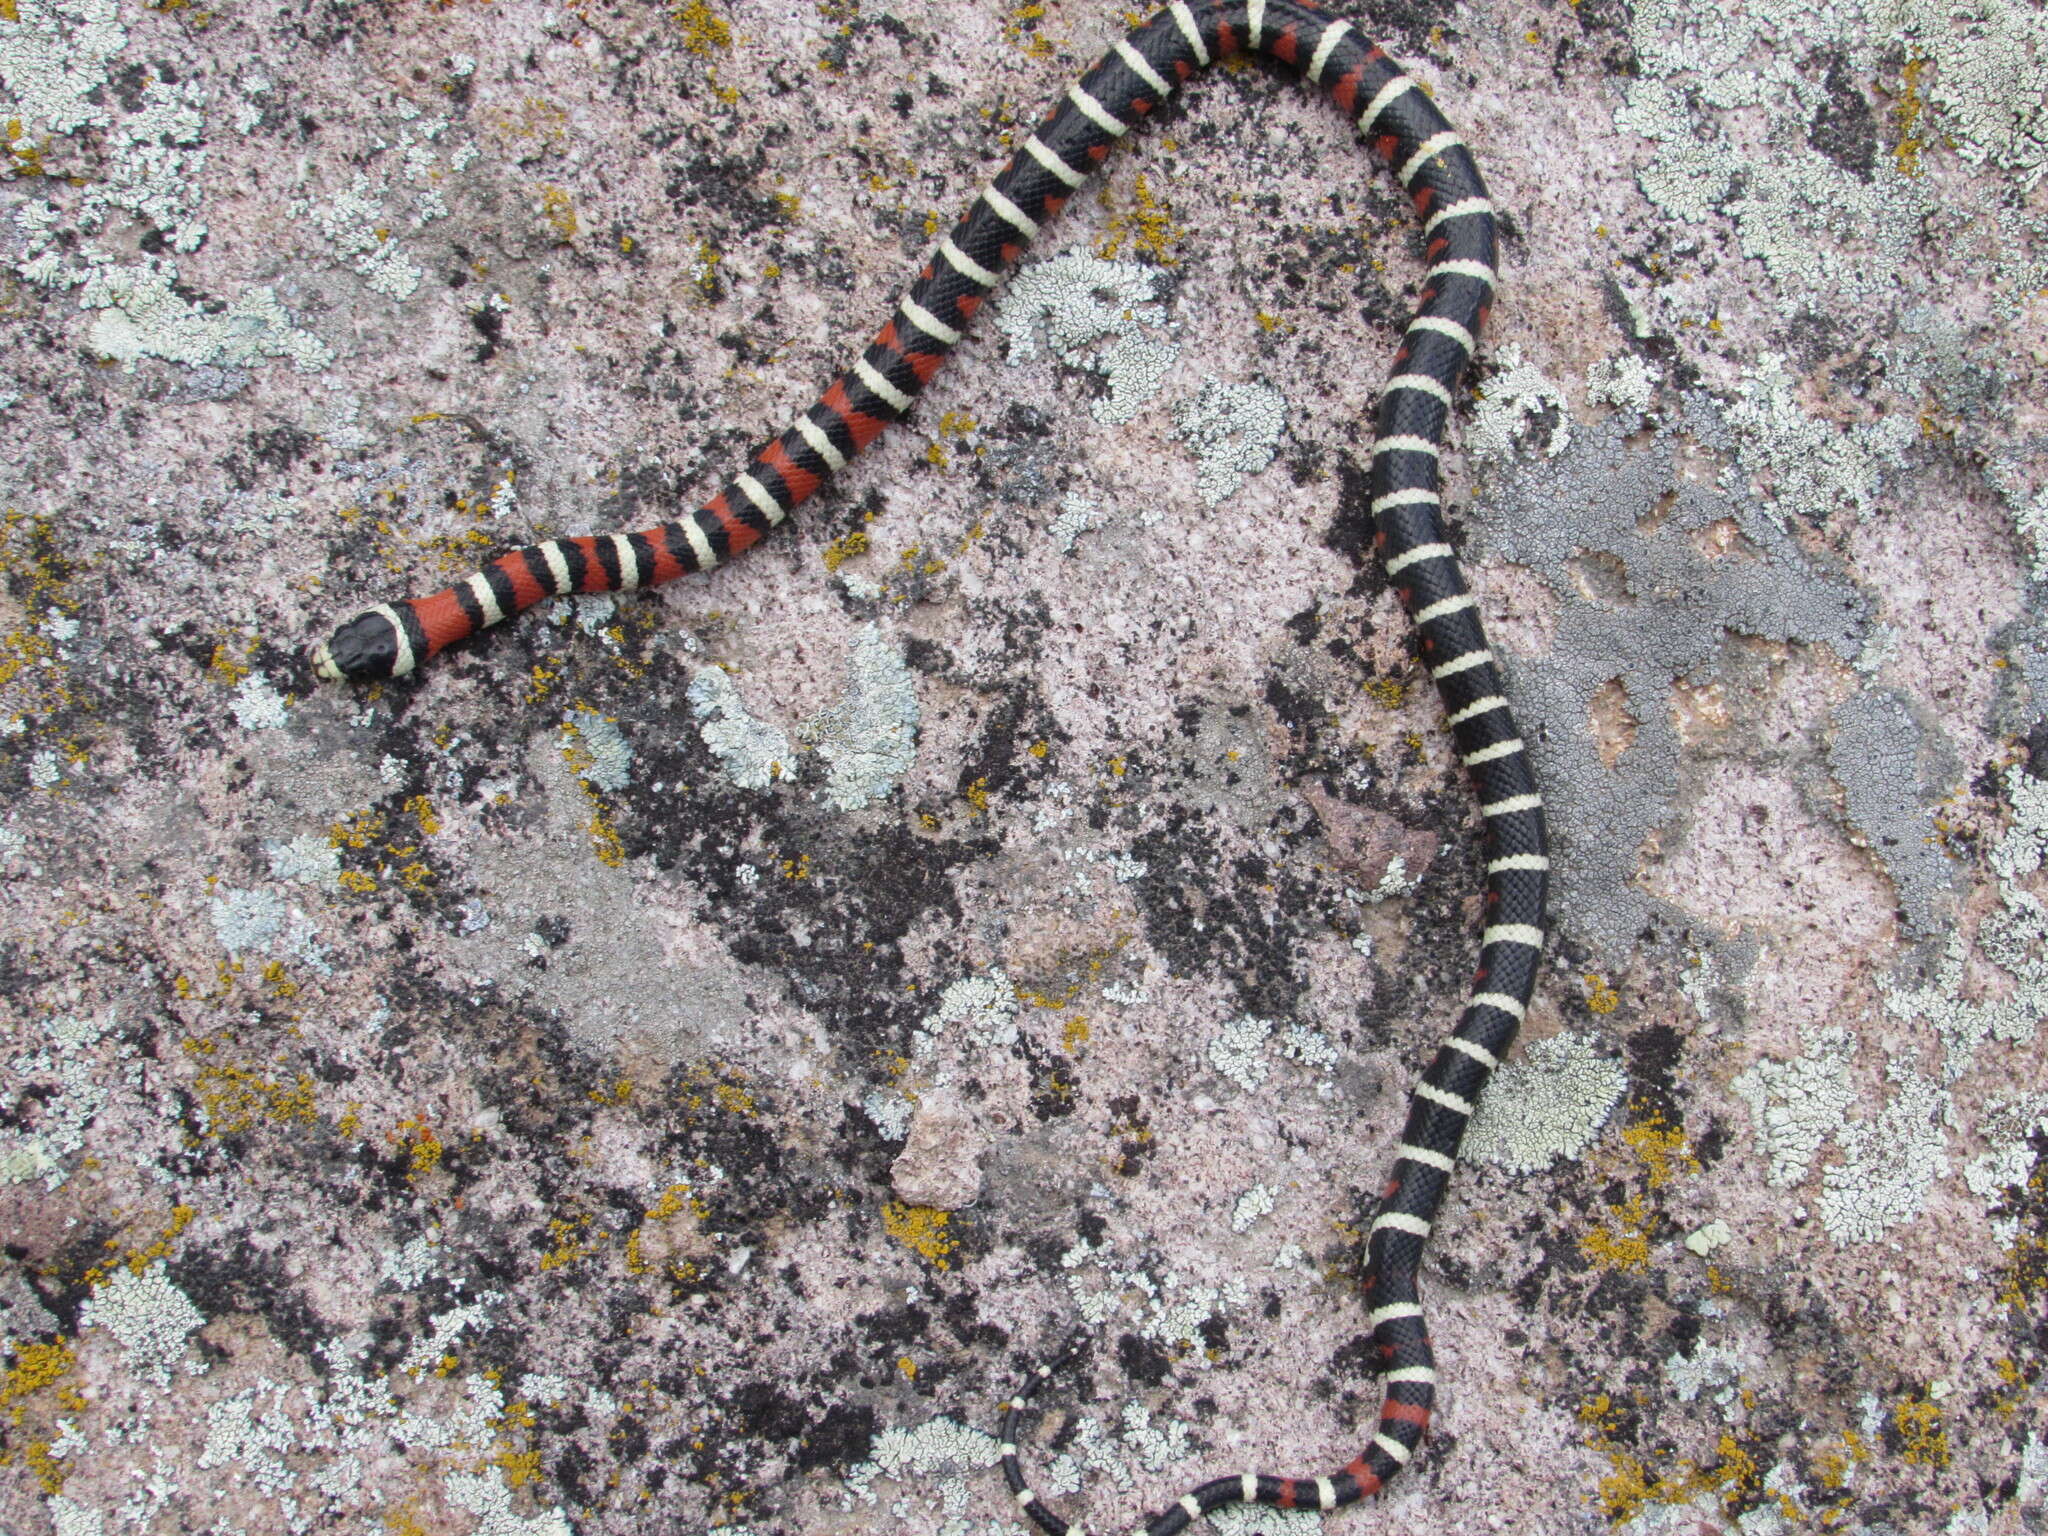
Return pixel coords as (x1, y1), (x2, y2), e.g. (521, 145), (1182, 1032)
(1809, 50), (1877, 181)
(728, 1378), (808, 1441)
(794, 1398), (876, 1470)
(173, 1237), (332, 1361)
(1116, 1330), (1170, 1387)
(470, 303), (506, 364)
(1130, 806), (1306, 1017)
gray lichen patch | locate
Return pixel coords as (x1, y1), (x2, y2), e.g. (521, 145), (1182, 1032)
(1824, 687), (1958, 935)
(1469, 407), (1868, 953)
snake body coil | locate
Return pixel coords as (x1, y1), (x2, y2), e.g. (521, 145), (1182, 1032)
(314, 3), (1549, 1529)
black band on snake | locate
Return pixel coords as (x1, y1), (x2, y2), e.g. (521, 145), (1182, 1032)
(310, 2), (1550, 1529)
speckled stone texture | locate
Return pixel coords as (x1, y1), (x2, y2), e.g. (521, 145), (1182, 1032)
(2, 1), (2045, 1534)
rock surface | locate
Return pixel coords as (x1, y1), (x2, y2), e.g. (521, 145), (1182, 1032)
(1, 0), (2045, 1534)
(890, 1090), (987, 1211)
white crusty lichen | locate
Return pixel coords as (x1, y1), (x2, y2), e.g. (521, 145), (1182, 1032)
(688, 665), (794, 791)
(1586, 353), (1661, 418)
(379, 1233), (441, 1291)
(197, 1385), (299, 1492)
(292, 172), (426, 301)
(1278, 1022), (1337, 1071)
(1816, 1065), (1949, 1246)
(1730, 1025), (1858, 1187)
(229, 674), (291, 732)
(1036, 1402), (1195, 1501)
(1886, 765), (2048, 1078)
(2, 1010), (117, 1189)
(80, 263), (334, 374)
(0, 0), (127, 136)
(1060, 1238), (1249, 1365)
(0, 0), (326, 370)
(842, 1413), (1002, 1510)
(1619, 0), (2048, 321)
(861, 1089), (913, 1141)
(1468, 343), (1571, 461)
(1230, 1182), (1276, 1234)
(79, 1260), (206, 1385)
(1735, 1020), (1972, 1247)
(1684, 1219), (1734, 1256)
(1209, 1506), (1323, 1535)
(208, 886), (304, 960)
(1050, 490), (1104, 553)
(1117, 1402), (1192, 1474)
(994, 248), (1179, 425)
(1964, 1094), (2048, 1217)
(86, 1309), (584, 1534)
(1870, 0), (2048, 187)
(1724, 353), (1903, 527)
(1173, 378), (1286, 505)
(2000, 477), (2048, 584)
(42, 1499), (106, 1536)
(798, 624), (920, 812)
(2019, 1429), (2048, 1509)
(1664, 1342), (1743, 1405)
(1464, 1030), (1626, 1174)
(446, 1467), (572, 1536)
(1207, 1015), (1274, 1092)
(266, 833), (341, 890)
(916, 969), (1019, 1052)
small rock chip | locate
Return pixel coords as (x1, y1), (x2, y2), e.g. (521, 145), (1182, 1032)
(890, 1091), (987, 1211)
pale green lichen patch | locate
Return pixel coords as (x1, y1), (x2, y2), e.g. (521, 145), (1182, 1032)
(1885, 764), (2048, 1078)
(291, 173), (427, 302)
(1731, 1024), (1858, 1187)
(1465, 1030), (1628, 1174)
(994, 248), (1179, 425)
(1815, 1065), (1951, 1245)
(841, 1413), (1002, 1516)
(797, 623), (920, 812)
(1229, 1182), (1274, 1234)
(1050, 489), (1104, 553)
(559, 705), (633, 793)
(2, 0), (333, 370)
(1724, 353), (1909, 528)
(1037, 1401), (1195, 1501)
(265, 833), (341, 890)
(77, 1260), (206, 1385)
(79, 264), (333, 373)
(1061, 1236), (1248, 1365)
(688, 664), (794, 790)
(1, 1010), (115, 1189)
(1470, 343), (1571, 461)
(1586, 353), (1662, 418)
(1173, 378), (1286, 506)
(915, 968), (1018, 1052)
(1205, 1013), (1273, 1092)
(1874, 0), (2048, 187)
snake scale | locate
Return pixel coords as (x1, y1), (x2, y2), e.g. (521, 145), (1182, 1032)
(312, 2), (1550, 1529)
